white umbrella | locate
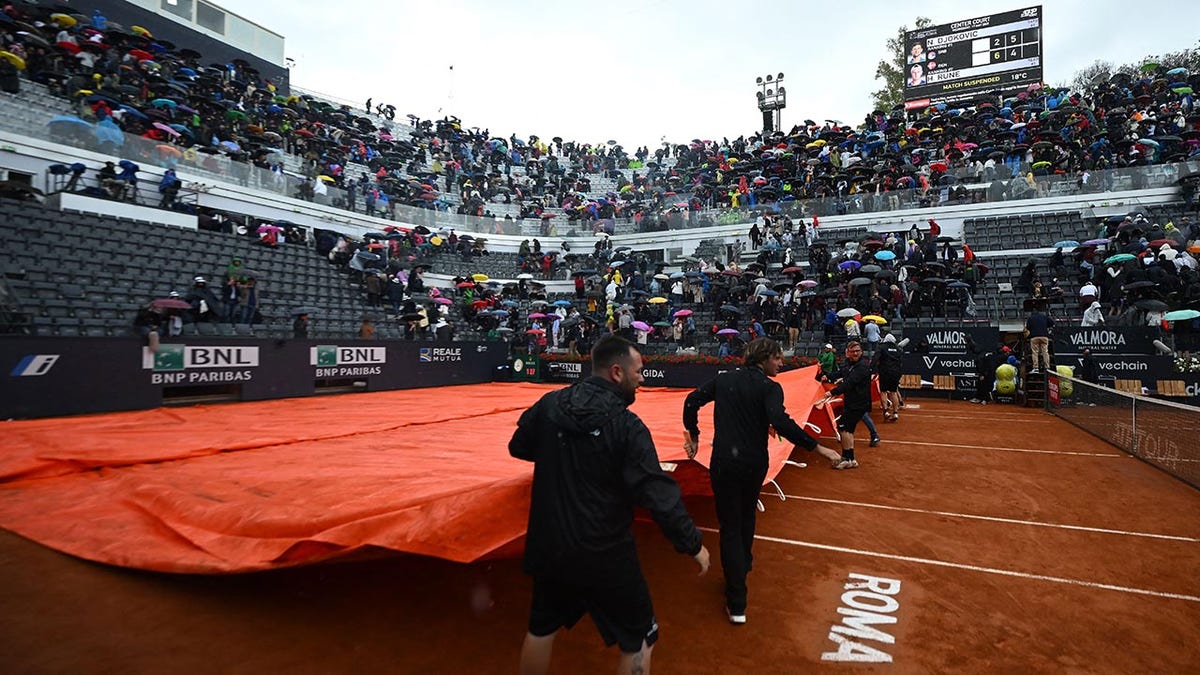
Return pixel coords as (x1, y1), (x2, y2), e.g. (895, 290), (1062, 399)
(837, 307), (861, 318)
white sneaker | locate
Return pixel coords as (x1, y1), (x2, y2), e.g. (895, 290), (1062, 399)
(726, 607), (747, 625)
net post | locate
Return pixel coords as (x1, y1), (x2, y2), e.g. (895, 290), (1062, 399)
(1130, 396), (1138, 456)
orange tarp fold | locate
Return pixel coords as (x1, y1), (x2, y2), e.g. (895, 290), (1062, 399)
(0, 368), (831, 573)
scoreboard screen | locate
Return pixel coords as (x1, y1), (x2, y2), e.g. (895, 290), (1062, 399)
(903, 6), (1043, 109)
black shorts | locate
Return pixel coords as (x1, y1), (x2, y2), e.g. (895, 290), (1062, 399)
(879, 373), (900, 391)
(528, 551), (658, 653)
(838, 407), (868, 433)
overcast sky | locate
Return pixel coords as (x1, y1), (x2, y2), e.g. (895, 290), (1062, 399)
(216, 0), (1198, 148)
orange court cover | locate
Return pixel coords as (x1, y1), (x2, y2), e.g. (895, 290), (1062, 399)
(0, 367), (832, 573)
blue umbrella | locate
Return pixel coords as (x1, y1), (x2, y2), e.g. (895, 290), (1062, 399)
(552, 300), (572, 307)
(501, 300), (519, 308)
(669, 271), (686, 279)
(875, 250), (896, 261)
(177, 67), (198, 78)
(490, 309), (510, 318)
(118, 104), (149, 121)
(47, 115), (91, 132)
(94, 118), (124, 146)
(1052, 240), (1079, 249)
(150, 98), (177, 109)
(1166, 67), (1188, 77)
(219, 140), (241, 153)
(838, 260), (862, 271)
(169, 124), (193, 137)
(758, 289), (779, 296)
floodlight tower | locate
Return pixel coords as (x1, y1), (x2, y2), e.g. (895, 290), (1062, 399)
(755, 73), (786, 133)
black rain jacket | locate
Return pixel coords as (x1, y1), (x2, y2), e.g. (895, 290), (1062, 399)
(510, 376), (702, 575)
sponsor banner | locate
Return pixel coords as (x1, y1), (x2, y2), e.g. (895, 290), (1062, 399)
(903, 327), (1000, 355)
(511, 354), (542, 382)
(1054, 354), (1178, 382)
(1054, 327), (1162, 355)
(142, 343), (259, 385)
(541, 361), (749, 389)
(310, 345), (386, 379)
(0, 337), (509, 419)
(903, 353), (982, 377)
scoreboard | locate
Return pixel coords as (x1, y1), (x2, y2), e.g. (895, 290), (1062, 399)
(903, 6), (1043, 109)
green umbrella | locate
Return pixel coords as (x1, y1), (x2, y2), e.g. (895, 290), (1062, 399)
(1104, 253), (1136, 264)
(226, 109), (248, 121)
(1140, 61), (1160, 73)
(1163, 309), (1200, 322)
(1172, 86), (1194, 95)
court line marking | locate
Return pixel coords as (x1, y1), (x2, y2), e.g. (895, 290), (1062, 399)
(891, 439), (1124, 457)
(696, 526), (1200, 603)
(772, 494), (1200, 543)
(899, 414), (1060, 422)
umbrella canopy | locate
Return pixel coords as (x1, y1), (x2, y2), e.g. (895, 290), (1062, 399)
(798, 279), (818, 288)
(716, 328), (740, 336)
(648, 297), (668, 304)
(874, 250), (896, 261)
(836, 308), (860, 318)
(1104, 253), (1136, 265)
(861, 315), (888, 324)
(1134, 299), (1168, 311)
(673, 309), (693, 317)
(848, 277), (872, 287)
(1163, 309), (1200, 322)
(838, 260), (862, 272)
(1052, 240), (1079, 249)
(150, 298), (190, 311)
(720, 305), (743, 315)
(631, 321), (651, 332)
(471, 273), (489, 282)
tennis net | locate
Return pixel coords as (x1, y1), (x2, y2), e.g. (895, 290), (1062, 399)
(1046, 374), (1200, 490)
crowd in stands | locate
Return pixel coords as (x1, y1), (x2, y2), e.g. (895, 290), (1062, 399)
(3, 5), (1200, 353)
(3, 3), (1199, 236)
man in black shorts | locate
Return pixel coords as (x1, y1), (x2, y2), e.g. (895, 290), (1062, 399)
(818, 340), (874, 469)
(875, 333), (903, 421)
(510, 335), (710, 675)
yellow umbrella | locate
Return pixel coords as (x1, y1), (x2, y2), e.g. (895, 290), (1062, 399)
(862, 315), (888, 324)
(131, 25), (153, 38)
(648, 296), (668, 304)
(50, 13), (77, 27)
(472, 273), (489, 282)
(430, 236), (443, 246)
(316, 175), (336, 183)
(74, 89), (94, 97)
(0, 51), (26, 70)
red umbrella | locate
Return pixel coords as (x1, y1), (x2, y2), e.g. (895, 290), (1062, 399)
(150, 298), (190, 311)
(56, 41), (81, 54)
(456, 282), (475, 288)
(128, 49), (154, 61)
(525, 329), (545, 335)
(782, 266), (803, 274)
(471, 300), (488, 308)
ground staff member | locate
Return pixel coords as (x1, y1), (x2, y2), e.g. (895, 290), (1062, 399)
(510, 335), (710, 675)
(819, 340), (874, 469)
(682, 338), (841, 625)
(875, 333), (903, 421)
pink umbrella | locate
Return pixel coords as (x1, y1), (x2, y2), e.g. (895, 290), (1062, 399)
(527, 312), (547, 319)
(798, 279), (818, 288)
(673, 309), (693, 317)
(434, 297), (452, 305)
(631, 321), (651, 332)
(717, 328), (740, 336)
(153, 122), (180, 137)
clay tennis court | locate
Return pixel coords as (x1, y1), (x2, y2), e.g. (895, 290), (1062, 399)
(1, 386), (1198, 673)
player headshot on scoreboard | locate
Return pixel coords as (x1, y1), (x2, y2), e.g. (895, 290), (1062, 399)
(907, 42), (926, 64)
(908, 64), (926, 86)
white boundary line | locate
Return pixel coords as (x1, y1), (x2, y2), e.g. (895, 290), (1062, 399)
(893, 439), (1124, 457)
(900, 414), (1060, 422)
(696, 526), (1200, 603)
(774, 494), (1200, 543)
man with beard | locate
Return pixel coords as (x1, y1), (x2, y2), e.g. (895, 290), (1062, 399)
(818, 340), (874, 469)
(683, 338), (842, 625)
(510, 335), (710, 675)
